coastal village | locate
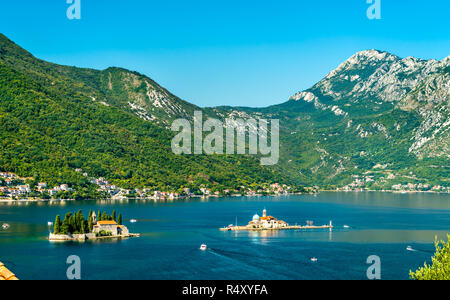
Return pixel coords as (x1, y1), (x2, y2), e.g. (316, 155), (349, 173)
(1, 167), (448, 202)
(0, 169), (306, 202)
(334, 165), (450, 193)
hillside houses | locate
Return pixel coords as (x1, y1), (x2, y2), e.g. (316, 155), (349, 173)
(0, 172), (74, 200)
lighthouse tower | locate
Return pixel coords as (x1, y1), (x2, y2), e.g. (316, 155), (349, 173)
(263, 208), (267, 218)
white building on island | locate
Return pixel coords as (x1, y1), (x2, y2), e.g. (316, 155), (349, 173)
(248, 209), (289, 229)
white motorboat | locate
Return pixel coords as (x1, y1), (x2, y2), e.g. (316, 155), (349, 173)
(311, 257), (318, 262)
(130, 219), (137, 223)
(343, 225), (350, 229)
(200, 244), (207, 251)
(48, 222), (54, 226)
(2, 223), (10, 229)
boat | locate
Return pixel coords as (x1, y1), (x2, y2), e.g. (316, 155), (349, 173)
(200, 244), (207, 251)
(2, 223), (10, 229)
(311, 257), (318, 262)
(343, 225), (350, 229)
(130, 219), (137, 223)
(48, 222), (53, 226)
(406, 246), (414, 251)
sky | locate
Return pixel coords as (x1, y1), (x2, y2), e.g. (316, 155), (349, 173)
(0, 0), (449, 107)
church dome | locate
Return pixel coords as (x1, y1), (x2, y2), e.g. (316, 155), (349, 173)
(252, 214), (260, 221)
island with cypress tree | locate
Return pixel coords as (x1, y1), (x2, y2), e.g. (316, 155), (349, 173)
(49, 210), (139, 241)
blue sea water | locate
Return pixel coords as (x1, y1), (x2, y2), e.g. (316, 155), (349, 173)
(0, 192), (449, 280)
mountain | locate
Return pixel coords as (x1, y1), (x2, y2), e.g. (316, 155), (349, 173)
(0, 33), (448, 194)
(217, 49), (449, 190)
(0, 33), (295, 197)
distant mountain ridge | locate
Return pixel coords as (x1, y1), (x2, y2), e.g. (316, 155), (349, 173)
(0, 33), (448, 192)
(213, 49), (449, 190)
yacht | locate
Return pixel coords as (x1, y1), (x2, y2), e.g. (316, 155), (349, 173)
(2, 223), (10, 229)
(311, 257), (318, 262)
(200, 244), (207, 251)
(48, 222), (53, 226)
(343, 225), (350, 229)
(130, 219), (137, 223)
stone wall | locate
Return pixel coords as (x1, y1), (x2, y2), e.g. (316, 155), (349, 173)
(49, 233), (96, 241)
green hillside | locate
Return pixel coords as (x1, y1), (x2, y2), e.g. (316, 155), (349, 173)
(0, 34), (295, 198)
(0, 34), (448, 197)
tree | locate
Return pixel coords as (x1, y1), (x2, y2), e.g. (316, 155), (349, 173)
(101, 212), (108, 221)
(88, 217), (93, 233)
(70, 214), (76, 233)
(112, 210), (116, 222)
(54, 215), (62, 234)
(410, 235), (450, 280)
(61, 213), (72, 234)
(88, 210), (93, 232)
(76, 210), (83, 232)
(118, 213), (122, 225)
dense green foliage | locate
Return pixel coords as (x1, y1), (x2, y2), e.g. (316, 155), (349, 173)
(54, 210), (88, 235)
(0, 34), (297, 197)
(53, 210), (121, 234)
(410, 236), (450, 280)
(1, 33), (446, 192)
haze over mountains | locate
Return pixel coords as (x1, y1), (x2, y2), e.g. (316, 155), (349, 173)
(0, 33), (448, 192)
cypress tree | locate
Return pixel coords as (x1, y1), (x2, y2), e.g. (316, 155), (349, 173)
(78, 211), (85, 233)
(61, 213), (72, 234)
(54, 215), (62, 234)
(69, 215), (74, 233)
(101, 212), (108, 221)
(88, 215), (93, 233)
(118, 213), (122, 225)
(112, 210), (116, 222)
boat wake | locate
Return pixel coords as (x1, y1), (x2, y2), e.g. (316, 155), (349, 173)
(406, 246), (434, 254)
(209, 247), (311, 266)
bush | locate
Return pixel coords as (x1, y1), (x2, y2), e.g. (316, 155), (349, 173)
(410, 235), (450, 280)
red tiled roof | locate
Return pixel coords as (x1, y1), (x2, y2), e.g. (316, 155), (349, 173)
(0, 262), (18, 280)
(96, 221), (117, 225)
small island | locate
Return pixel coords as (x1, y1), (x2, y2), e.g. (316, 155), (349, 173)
(49, 210), (139, 242)
(220, 209), (333, 231)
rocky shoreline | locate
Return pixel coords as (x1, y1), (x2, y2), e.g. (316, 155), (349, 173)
(48, 233), (140, 242)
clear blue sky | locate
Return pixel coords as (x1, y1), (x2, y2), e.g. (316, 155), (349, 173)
(0, 0), (449, 107)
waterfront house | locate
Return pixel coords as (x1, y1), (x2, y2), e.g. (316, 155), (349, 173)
(92, 220), (129, 236)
